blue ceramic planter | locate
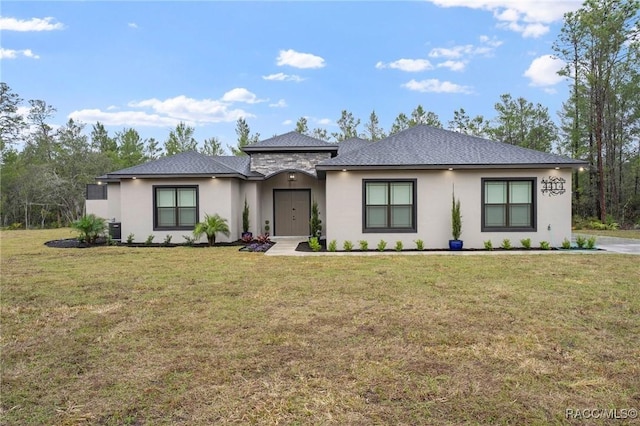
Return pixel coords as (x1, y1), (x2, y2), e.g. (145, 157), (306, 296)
(449, 240), (463, 250)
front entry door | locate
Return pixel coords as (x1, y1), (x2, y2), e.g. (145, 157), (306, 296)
(274, 190), (311, 236)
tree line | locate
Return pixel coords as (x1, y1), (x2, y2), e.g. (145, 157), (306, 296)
(1, 0), (638, 228)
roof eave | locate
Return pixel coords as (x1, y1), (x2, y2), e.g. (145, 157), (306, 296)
(104, 173), (249, 180)
(242, 146), (338, 153)
(317, 162), (588, 171)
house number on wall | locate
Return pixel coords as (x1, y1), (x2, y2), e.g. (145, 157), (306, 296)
(541, 176), (566, 196)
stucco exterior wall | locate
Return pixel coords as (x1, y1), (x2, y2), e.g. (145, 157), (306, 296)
(325, 168), (573, 249)
(85, 200), (108, 220)
(118, 177), (238, 243)
(107, 183), (121, 222)
(85, 183), (120, 221)
(258, 171), (326, 236)
(239, 181), (260, 236)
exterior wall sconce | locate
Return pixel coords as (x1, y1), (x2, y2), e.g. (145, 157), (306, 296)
(342, 169), (347, 172)
(448, 168), (453, 171)
(211, 176), (216, 179)
(132, 177), (137, 180)
(288, 172), (296, 181)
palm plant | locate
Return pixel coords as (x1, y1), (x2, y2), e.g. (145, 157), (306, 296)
(71, 214), (107, 244)
(193, 213), (230, 246)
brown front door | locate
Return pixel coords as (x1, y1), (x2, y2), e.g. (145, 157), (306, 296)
(274, 189), (311, 236)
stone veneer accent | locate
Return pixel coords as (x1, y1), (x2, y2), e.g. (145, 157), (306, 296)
(250, 152), (332, 177)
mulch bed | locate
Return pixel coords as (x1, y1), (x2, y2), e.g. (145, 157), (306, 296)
(295, 242), (601, 253)
(44, 238), (245, 249)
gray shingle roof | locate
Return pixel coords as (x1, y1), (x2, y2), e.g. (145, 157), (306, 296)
(105, 151), (250, 178)
(320, 125), (587, 169)
(242, 131), (338, 152)
(338, 137), (370, 155)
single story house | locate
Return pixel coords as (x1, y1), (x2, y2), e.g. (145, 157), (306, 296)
(86, 125), (587, 249)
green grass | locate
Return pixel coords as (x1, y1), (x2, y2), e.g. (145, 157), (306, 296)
(574, 229), (640, 239)
(2, 229), (639, 425)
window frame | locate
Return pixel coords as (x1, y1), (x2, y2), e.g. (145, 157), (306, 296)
(362, 179), (417, 233)
(153, 185), (199, 231)
(86, 184), (107, 200)
(481, 178), (536, 232)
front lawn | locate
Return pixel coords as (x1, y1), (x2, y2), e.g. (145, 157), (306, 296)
(1, 229), (638, 425)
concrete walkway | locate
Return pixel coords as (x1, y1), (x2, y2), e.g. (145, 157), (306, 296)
(573, 233), (640, 255)
(266, 235), (640, 256)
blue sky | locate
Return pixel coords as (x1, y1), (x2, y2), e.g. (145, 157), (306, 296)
(1, 1), (582, 153)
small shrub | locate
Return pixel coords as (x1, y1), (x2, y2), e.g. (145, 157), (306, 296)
(358, 240), (369, 251)
(501, 239), (511, 250)
(377, 240), (387, 252)
(241, 234), (253, 243)
(106, 235), (116, 246)
(561, 238), (571, 249)
(145, 235), (155, 246)
(256, 234), (271, 244)
(182, 235), (196, 246)
(309, 237), (322, 252)
(343, 240), (353, 251)
(246, 242), (272, 252)
(415, 239), (424, 251)
(310, 200), (322, 238)
(328, 239), (337, 252)
(126, 233), (135, 244)
(575, 235), (587, 248)
(484, 240), (493, 250)
(395, 241), (403, 251)
(587, 236), (597, 249)
(163, 235), (172, 246)
(520, 238), (531, 249)
(7, 222), (23, 230)
(539, 241), (551, 250)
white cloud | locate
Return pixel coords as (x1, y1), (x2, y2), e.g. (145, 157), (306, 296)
(402, 79), (473, 94)
(128, 22), (138, 29)
(375, 58), (433, 72)
(69, 109), (183, 127)
(429, 36), (502, 59)
(316, 118), (333, 125)
(499, 20), (549, 38)
(437, 60), (466, 71)
(523, 55), (566, 87)
(0, 48), (39, 59)
(269, 99), (287, 108)
(425, 0), (582, 38)
(0, 16), (65, 31)
(221, 88), (266, 104)
(69, 89), (263, 128)
(276, 49), (325, 69)
(282, 119), (293, 126)
(262, 72), (305, 82)
(127, 95), (253, 123)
